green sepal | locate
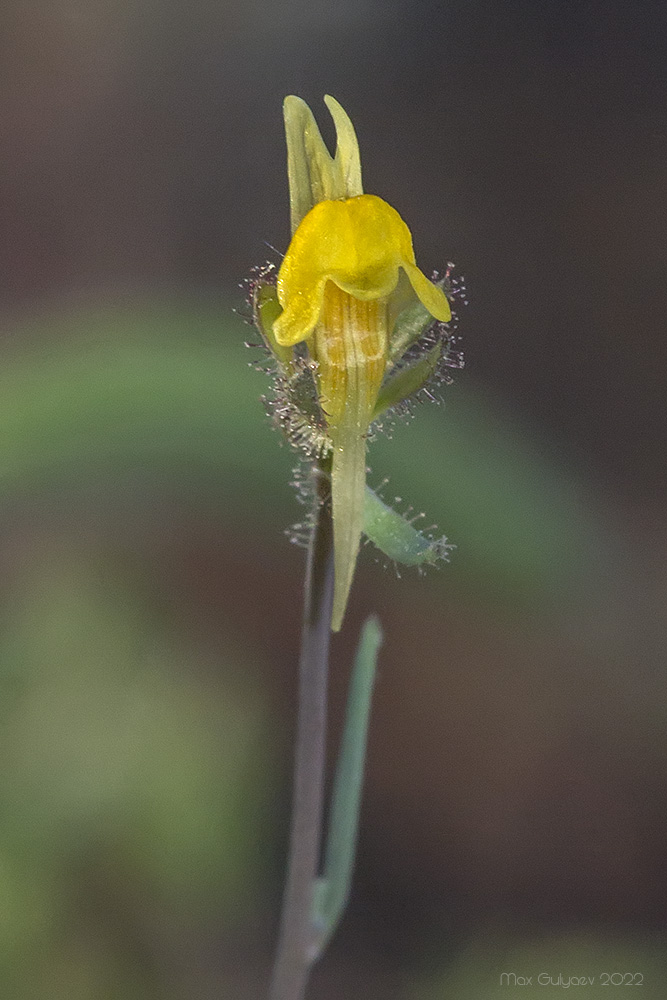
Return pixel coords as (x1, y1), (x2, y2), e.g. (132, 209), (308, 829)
(252, 283), (294, 368)
(373, 340), (442, 419)
(386, 269), (417, 346)
(363, 486), (452, 566)
(388, 276), (448, 364)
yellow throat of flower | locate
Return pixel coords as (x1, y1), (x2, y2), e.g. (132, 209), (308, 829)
(312, 282), (388, 430)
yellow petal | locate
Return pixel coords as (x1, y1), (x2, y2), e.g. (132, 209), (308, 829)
(402, 262), (452, 323)
(273, 275), (328, 348)
(274, 194), (416, 346)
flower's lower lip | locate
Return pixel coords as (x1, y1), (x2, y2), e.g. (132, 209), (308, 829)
(272, 193), (451, 348)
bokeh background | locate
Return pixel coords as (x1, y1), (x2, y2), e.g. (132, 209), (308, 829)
(1, 1), (667, 997)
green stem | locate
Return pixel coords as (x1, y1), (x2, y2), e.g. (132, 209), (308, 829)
(269, 459), (334, 1000)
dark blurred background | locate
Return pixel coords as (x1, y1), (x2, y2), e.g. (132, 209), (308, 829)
(1, 1), (666, 997)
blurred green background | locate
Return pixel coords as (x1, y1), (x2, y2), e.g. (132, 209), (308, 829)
(2, 2), (667, 997)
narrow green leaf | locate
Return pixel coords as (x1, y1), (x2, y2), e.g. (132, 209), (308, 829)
(311, 615), (382, 961)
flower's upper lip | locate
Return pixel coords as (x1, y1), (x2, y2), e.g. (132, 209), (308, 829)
(283, 94), (363, 234)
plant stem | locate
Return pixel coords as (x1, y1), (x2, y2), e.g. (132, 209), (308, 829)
(269, 459), (335, 1000)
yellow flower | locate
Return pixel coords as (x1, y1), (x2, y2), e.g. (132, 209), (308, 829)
(273, 194), (450, 353)
(273, 97), (451, 631)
